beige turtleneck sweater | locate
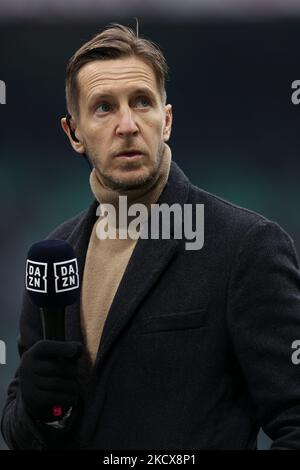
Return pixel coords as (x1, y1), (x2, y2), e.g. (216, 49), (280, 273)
(80, 144), (172, 365)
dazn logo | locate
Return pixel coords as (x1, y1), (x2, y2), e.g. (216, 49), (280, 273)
(54, 259), (79, 293)
(26, 260), (47, 293)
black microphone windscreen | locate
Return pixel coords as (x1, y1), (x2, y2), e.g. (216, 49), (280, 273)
(25, 239), (79, 308)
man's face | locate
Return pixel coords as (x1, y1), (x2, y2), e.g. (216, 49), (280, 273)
(63, 56), (172, 190)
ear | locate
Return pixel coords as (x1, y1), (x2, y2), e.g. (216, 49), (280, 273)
(163, 104), (172, 142)
(61, 116), (85, 154)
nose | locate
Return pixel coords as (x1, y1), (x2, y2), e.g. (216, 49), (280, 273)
(116, 106), (139, 137)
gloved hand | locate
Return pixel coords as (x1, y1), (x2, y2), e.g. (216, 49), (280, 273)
(19, 340), (82, 422)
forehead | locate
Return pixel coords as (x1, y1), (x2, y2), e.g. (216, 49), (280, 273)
(77, 56), (160, 102)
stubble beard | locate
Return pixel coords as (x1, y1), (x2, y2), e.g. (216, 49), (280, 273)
(87, 141), (165, 191)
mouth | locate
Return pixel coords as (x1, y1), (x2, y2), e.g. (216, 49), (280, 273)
(114, 150), (144, 160)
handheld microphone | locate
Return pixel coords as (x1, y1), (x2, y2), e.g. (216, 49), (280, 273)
(25, 239), (80, 419)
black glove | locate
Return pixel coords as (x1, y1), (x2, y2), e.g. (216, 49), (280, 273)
(19, 340), (82, 422)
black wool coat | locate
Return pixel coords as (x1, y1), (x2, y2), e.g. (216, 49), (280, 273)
(2, 161), (300, 449)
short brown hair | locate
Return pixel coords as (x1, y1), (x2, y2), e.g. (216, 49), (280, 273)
(65, 23), (169, 116)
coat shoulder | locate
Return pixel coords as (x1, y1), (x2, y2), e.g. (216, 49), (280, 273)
(187, 182), (291, 242)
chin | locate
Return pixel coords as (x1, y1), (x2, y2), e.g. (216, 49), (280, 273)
(118, 172), (150, 188)
(110, 167), (154, 190)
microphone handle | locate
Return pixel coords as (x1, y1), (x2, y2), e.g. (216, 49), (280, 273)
(40, 307), (65, 341)
(40, 307), (66, 418)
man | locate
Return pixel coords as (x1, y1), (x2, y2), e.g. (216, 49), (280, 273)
(2, 23), (300, 450)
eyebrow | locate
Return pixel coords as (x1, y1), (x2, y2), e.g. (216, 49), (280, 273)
(88, 87), (157, 106)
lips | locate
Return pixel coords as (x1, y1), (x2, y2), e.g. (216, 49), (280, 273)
(114, 150), (143, 158)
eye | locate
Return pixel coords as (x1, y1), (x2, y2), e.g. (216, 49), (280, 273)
(134, 96), (151, 108)
(95, 102), (112, 114)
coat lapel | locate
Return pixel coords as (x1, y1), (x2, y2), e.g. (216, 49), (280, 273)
(94, 161), (190, 371)
(64, 201), (98, 344)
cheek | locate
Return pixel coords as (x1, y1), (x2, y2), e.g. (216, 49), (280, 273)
(142, 114), (165, 138)
(86, 124), (110, 146)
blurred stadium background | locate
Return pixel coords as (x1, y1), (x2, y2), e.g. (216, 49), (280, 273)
(1, 0), (300, 450)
